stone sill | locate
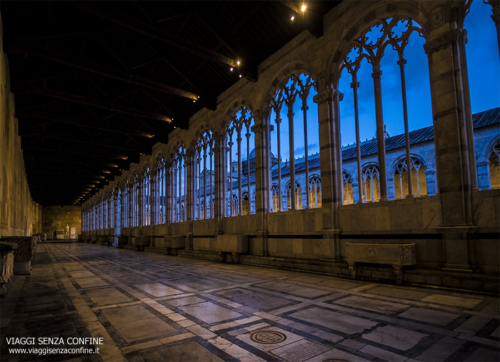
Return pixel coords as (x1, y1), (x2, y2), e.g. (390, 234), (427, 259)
(340, 194), (440, 209)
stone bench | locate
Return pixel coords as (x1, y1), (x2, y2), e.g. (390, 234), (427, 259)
(214, 235), (248, 264)
(345, 242), (416, 284)
(136, 236), (151, 251)
(164, 235), (185, 256)
(90, 235), (98, 244)
(118, 236), (129, 249)
(0, 236), (39, 275)
(99, 236), (110, 246)
(0, 243), (17, 295)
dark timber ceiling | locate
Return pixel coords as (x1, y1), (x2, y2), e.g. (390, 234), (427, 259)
(1, 1), (342, 206)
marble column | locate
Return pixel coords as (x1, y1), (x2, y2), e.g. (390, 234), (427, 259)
(425, 16), (477, 271)
(476, 160), (492, 190)
(251, 116), (273, 256)
(313, 86), (342, 261)
(186, 155), (194, 249)
(371, 65), (389, 202)
(213, 137), (226, 236)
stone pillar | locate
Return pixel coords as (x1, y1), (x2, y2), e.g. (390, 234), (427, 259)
(186, 155), (194, 249)
(425, 169), (438, 196)
(387, 177), (396, 201)
(425, 14), (477, 271)
(371, 65), (389, 202)
(251, 116), (273, 256)
(214, 136), (226, 236)
(476, 160), (491, 190)
(313, 86), (343, 261)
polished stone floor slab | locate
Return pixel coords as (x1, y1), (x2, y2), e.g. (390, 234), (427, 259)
(179, 301), (243, 324)
(1, 241), (498, 362)
(86, 287), (133, 306)
(288, 306), (378, 334)
(135, 282), (184, 297)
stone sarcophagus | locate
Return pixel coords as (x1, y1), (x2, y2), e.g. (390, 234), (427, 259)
(0, 243), (16, 295)
(164, 235), (185, 256)
(136, 236), (151, 251)
(118, 236), (129, 249)
(90, 235), (98, 244)
(345, 242), (416, 284)
(214, 235), (248, 264)
(0, 236), (39, 275)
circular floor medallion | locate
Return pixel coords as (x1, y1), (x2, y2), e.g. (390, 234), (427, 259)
(250, 330), (287, 344)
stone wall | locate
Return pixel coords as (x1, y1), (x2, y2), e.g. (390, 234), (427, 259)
(83, 1), (500, 291)
(0, 14), (42, 238)
(42, 206), (81, 238)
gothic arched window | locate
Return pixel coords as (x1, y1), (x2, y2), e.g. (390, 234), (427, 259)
(342, 170), (354, 205)
(340, 17), (432, 203)
(286, 180), (302, 210)
(393, 157), (427, 199)
(171, 145), (187, 223)
(195, 130), (214, 220)
(271, 184), (280, 212)
(361, 165), (380, 203)
(309, 176), (322, 208)
(142, 167), (151, 226)
(225, 107), (255, 217)
(490, 141), (500, 189)
(270, 73), (319, 212)
(154, 156), (166, 225)
(132, 173), (140, 227)
(122, 180), (129, 228)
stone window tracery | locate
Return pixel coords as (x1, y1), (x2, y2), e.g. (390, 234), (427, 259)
(142, 167), (151, 226)
(171, 145), (187, 223)
(132, 173), (140, 227)
(393, 157), (427, 199)
(489, 140), (500, 189)
(269, 73), (318, 212)
(341, 17), (428, 203)
(122, 181), (129, 228)
(225, 107), (255, 217)
(271, 184), (280, 212)
(361, 165), (380, 202)
(286, 180), (302, 210)
(342, 170), (354, 205)
(309, 176), (322, 208)
(154, 156), (166, 225)
(195, 130), (215, 220)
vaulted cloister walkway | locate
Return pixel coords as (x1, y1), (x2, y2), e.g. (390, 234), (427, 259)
(1, 242), (499, 362)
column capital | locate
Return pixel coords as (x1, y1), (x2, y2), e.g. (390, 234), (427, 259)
(251, 124), (274, 134)
(313, 88), (343, 104)
(424, 27), (467, 55)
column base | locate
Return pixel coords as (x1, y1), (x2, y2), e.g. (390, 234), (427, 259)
(442, 263), (473, 273)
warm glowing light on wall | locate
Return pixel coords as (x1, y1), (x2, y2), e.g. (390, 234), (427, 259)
(301, 4), (306, 11)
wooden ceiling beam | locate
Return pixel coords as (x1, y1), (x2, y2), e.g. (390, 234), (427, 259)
(20, 131), (145, 153)
(15, 85), (181, 125)
(69, 2), (238, 68)
(7, 46), (198, 101)
(18, 110), (155, 138)
(22, 146), (128, 160)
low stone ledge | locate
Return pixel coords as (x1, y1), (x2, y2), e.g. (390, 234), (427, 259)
(117, 236), (129, 249)
(163, 235), (185, 255)
(136, 236), (151, 251)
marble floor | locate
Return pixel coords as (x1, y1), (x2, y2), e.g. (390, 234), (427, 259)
(1, 242), (499, 362)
